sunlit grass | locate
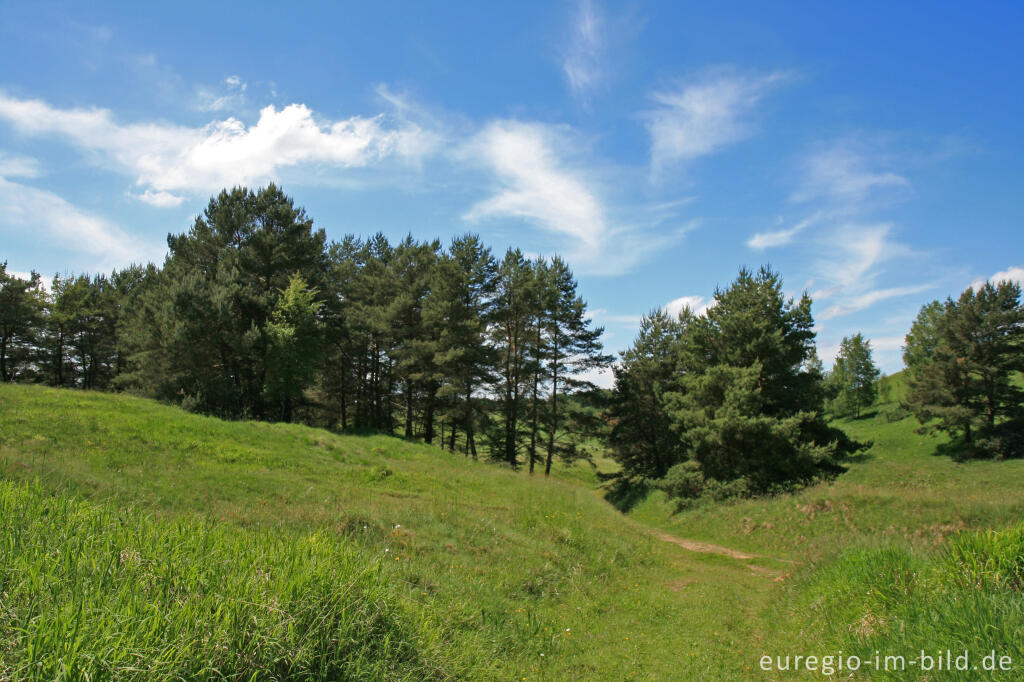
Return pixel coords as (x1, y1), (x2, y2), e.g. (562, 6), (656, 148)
(0, 384), (778, 680)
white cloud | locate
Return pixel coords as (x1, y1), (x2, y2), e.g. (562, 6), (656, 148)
(135, 189), (186, 207)
(562, 0), (604, 102)
(970, 265), (1024, 291)
(818, 283), (932, 320)
(819, 224), (909, 290)
(0, 177), (161, 265)
(792, 141), (909, 204)
(869, 335), (906, 352)
(195, 75), (248, 112)
(747, 211), (828, 250)
(463, 120), (607, 256)
(0, 93), (433, 206)
(0, 152), (42, 178)
(645, 70), (786, 174)
(664, 295), (712, 318)
(463, 119), (690, 275)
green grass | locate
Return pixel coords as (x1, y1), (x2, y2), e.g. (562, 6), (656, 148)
(0, 384), (779, 680)
(3, 376), (1023, 679)
(625, 371), (1024, 678)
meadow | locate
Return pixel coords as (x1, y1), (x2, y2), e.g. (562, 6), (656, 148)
(2, 378), (1023, 679)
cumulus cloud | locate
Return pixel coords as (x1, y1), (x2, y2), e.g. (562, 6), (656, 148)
(664, 294), (712, 318)
(0, 177), (161, 265)
(0, 93), (433, 207)
(970, 265), (1024, 291)
(645, 70), (787, 174)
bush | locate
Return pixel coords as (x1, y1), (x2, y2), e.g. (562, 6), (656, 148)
(658, 460), (705, 500)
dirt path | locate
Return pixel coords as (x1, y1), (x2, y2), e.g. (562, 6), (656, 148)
(649, 529), (764, 560)
(648, 528), (799, 581)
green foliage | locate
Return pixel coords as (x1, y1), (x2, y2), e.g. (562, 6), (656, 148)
(827, 333), (880, 418)
(264, 274), (324, 421)
(608, 310), (688, 479)
(612, 266), (859, 498)
(903, 299), (945, 369)
(120, 185), (329, 421)
(904, 281), (1024, 458)
(0, 262), (44, 382)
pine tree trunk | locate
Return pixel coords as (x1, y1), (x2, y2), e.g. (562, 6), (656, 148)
(1, 335), (8, 382)
(404, 381), (414, 438)
(545, 345), (559, 476)
(423, 392), (435, 444)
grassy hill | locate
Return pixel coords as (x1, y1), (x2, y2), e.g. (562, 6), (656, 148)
(2, 378), (1023, 679)
(627, 371), (1024, 679)
(0, 384), (783, 680)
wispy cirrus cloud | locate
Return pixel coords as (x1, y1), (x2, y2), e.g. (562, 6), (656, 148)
(0, 177), (161, 266)
(791, 140), (909, 204)
(645, 70), (788, 176)
(462, 119), (692, 275)
(748, 137), (933, 326)
(463, 120), (606, 254)
(748, 140), (910, 250)
(562, 0), (605, 103)
(0, 152), (42, 179)
(747, 211), (829, 250)
(195, 74), (248, 112)
(0, 92), (435, 207)
(818, 282), (933, 320)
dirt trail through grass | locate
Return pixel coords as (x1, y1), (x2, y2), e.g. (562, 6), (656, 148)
(648, 527), (798, 583)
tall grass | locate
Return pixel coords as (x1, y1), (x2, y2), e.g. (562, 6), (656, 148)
(782, 525), (1024, 680)
(0, 482), (448, 680)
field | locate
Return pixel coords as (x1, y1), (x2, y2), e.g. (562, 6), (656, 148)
(2, 379), (1023, 679)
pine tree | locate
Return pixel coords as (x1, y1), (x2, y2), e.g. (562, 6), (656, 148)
(0, 263), (44, 382)
(490, 249), (539, 468)
(608, 309), (689, 479)
(654, 267), (856, 495)
(905, 281), (1024, 457)
(828, 333), (879, 418)
(121, 185), (329, 419)
(903, 300), (945, 369)
(424, 235), (497, 457)
(541, 257), (611, 476)
(264, 274), (323, 422)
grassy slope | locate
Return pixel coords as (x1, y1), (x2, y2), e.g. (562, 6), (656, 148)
(0, 384), (778, 680)
(4, 374), (1022, 679)
(628, 373), (1024, 561)
(627, 372), (1024, 678)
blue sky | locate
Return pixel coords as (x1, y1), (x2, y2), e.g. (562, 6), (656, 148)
(1, 1), (1022, 384)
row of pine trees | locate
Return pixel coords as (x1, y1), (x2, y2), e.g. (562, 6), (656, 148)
(0, 185), (609, 473)
(4, 184), (1019, 494)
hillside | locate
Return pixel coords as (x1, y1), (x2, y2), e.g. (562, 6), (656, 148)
(0, 384), (783, 680)
(626, 371), (1024, 678)
(2, 380), (1023, 679)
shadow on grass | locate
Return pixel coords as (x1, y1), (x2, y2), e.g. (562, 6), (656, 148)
(599, 473), (651, 513)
